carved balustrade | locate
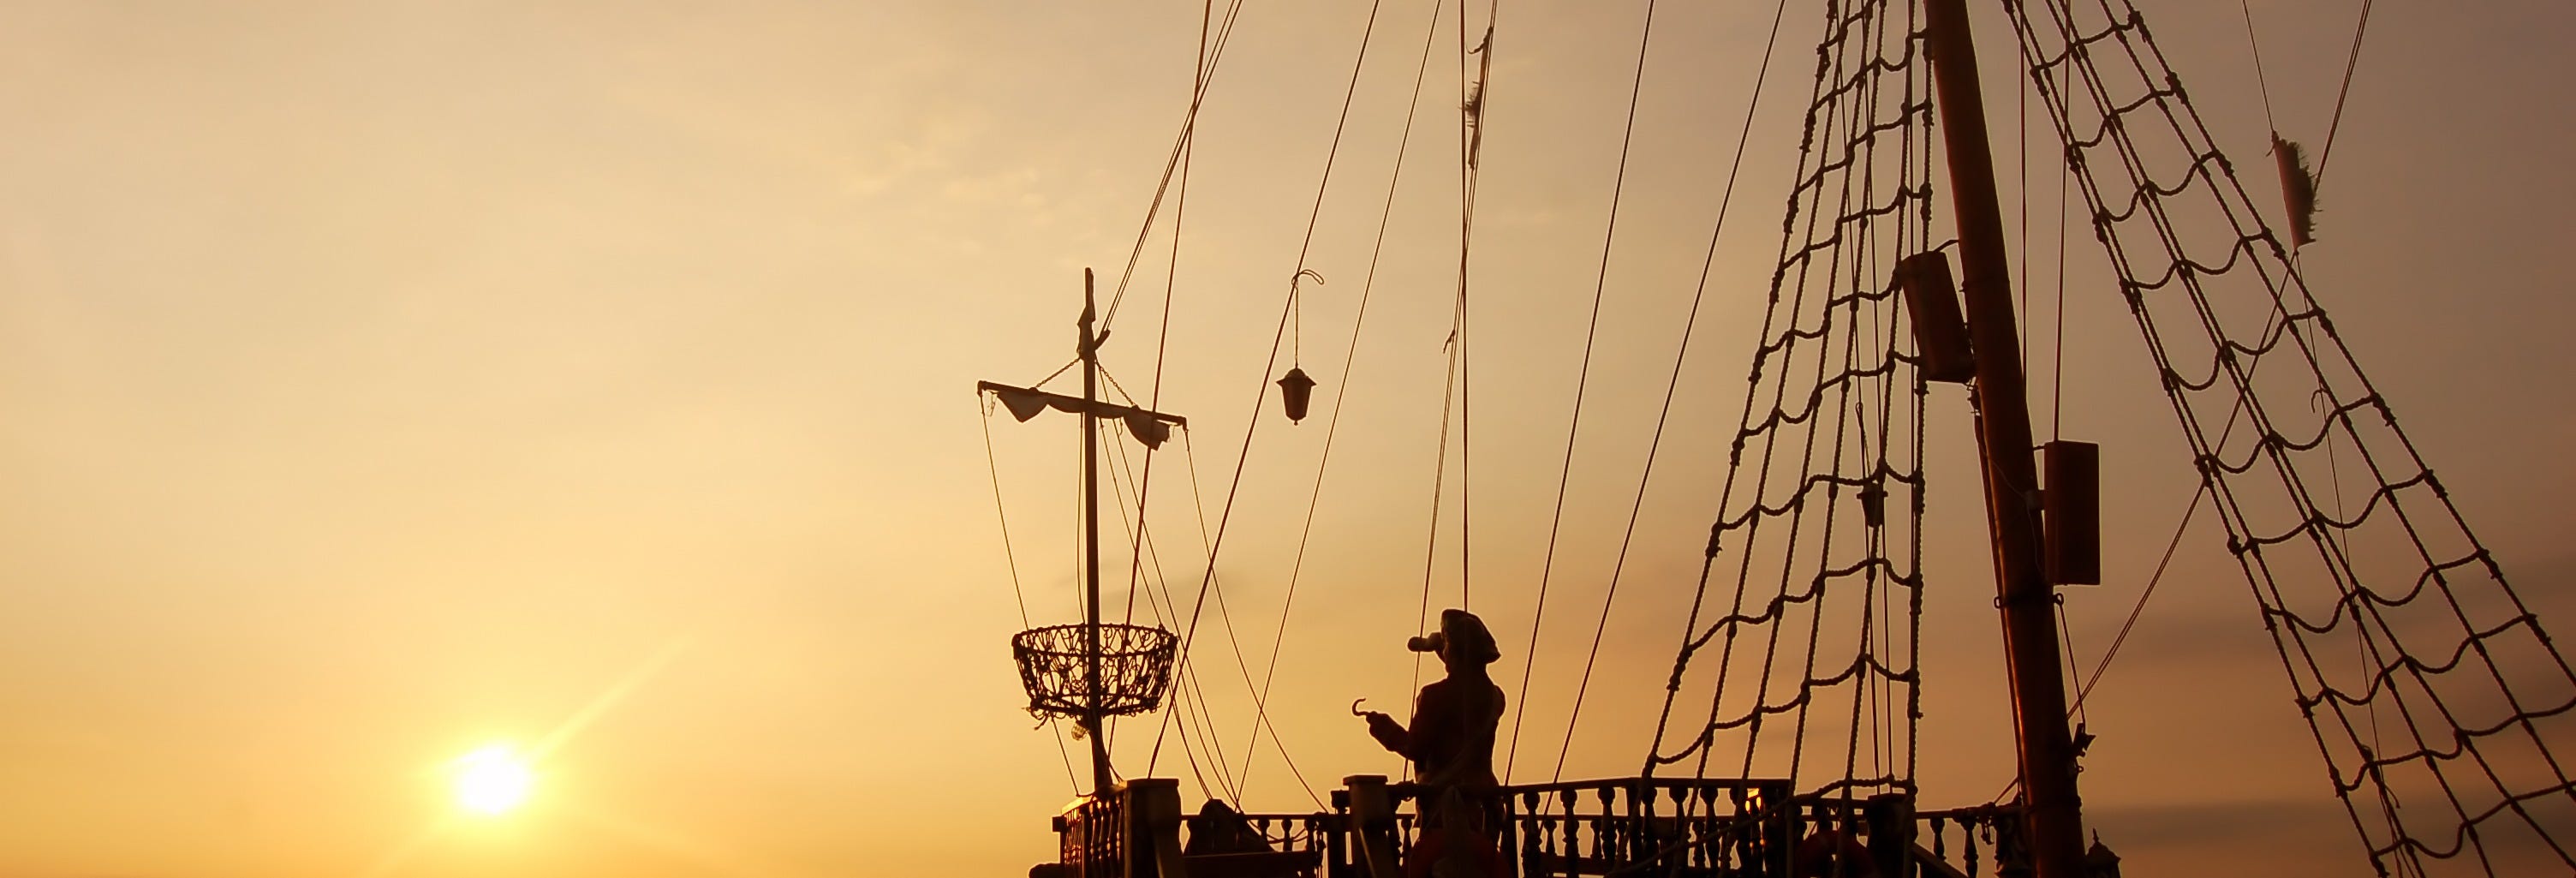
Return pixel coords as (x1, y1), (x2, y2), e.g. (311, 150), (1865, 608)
(1911, 803), (2030, 878)
(1042, 775), (1815, 878)
(1051, 789), (1126, 878)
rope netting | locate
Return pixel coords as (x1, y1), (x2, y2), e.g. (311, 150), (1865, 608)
(1644, 0), (1935, 813)
(2003, 1), (2576, 874)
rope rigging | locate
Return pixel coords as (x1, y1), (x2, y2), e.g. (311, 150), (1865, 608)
(1510, 0), (1657, 784)
(1203, 0), (1398, 803)
(1449, 0), (1494, 615)
(2004, 0), (2576, 872)
(986, 4), (2564, 875)
(1506, 0), (1803, 789)
(1234, 0), (1449, 803)
(1411, 288), (1467, 699)
(1007, 0), (1525, 810)
(2313, 0), (2376, 179)
(973, 0), (1271, 806)
(1112, 0), (1212, 630)
(1643, 0), (1934, 816)
(1409, 0), (1498, 701)
(1099, 0), (1246, 331)
(1104, 0), (1424, 809)
(2238, 0), (2379, 253)
(979, 397), (1086, 794)
(1099, 415), (1327, 807)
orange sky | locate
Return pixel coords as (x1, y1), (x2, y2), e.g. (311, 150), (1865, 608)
(0, 2), (2570, 877)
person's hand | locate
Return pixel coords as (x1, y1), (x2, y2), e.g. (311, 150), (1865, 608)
(1364, 711), (1402, 738)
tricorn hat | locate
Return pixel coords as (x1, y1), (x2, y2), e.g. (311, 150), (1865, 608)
(1406, 608), (1501, 666)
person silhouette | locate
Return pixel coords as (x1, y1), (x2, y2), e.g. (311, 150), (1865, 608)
(1358, 608), (1506, 878)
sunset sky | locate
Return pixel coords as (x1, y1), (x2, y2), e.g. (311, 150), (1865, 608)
(0, 2), (2570, 877)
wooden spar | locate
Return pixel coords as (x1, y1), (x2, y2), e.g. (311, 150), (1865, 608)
(1920, 1), (2090, 875)
(1080, 267), (1111, 797)
(975, 381), (1189, 432)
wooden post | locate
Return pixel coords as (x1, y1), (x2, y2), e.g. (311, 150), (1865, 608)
(1328, 788), (1355, 878)
(1081, 268), (1112, 797)
(1123, 778), (1187, 878)
(1344, 775), (1402, 878)
(1918, 2), (2090, 876)
(1761, 780), (1797, 878)
(1864, 792), (1914, 878)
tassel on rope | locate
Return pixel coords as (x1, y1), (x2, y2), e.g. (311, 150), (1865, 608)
(2273, 133), (2319, 248)
(1464, 27), (1492, 170)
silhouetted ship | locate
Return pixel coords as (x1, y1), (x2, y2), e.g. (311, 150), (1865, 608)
(977, 1), (2576, 876)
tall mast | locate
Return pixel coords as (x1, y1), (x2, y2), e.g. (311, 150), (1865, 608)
(1078, 268), (1112, 797)
(1921, 0), (2088, 875)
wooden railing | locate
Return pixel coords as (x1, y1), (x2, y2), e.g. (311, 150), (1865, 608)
(1221, 811), (1333, 857)
(1039, 778), (1186, 878)
(1037, 776), (1798, 878)
(1198, 809), (1333, 878)
(1488, 777), (1795, 877)
(1050, 787), (1124, 878)
(1911, 803), (2030, 878)
(1046, 775), (2027, 878)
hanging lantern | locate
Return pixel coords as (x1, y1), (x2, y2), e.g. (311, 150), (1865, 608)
(1277, 367), (1316, 423)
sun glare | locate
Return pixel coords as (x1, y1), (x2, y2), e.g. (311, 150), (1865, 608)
(451, 743), (534, 816)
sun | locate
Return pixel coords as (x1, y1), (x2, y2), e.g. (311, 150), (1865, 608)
(450, 743), (535, 816)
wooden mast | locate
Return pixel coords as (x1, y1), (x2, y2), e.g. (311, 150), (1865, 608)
(1078, 267), (1112, 797)
(987, 268), (1183, 801)
(1921, 0), (2090, 875)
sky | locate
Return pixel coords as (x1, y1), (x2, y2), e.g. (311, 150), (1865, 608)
(0, 2), (2570, 877)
